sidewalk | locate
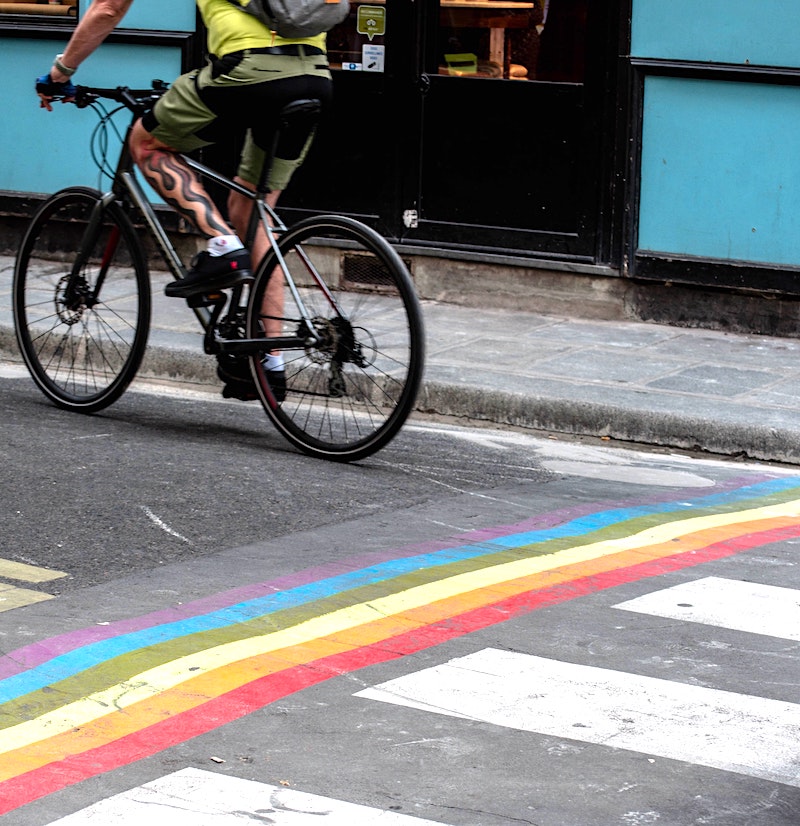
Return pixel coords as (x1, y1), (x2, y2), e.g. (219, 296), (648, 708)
(2, 254), (800, 465)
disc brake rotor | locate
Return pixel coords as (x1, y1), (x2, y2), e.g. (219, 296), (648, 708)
(55, 274), (88, 325)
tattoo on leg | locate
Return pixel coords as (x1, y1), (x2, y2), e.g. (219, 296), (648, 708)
(141, 151), (231, 237)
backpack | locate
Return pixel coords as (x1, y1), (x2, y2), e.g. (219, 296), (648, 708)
(223, 0), (349, 39)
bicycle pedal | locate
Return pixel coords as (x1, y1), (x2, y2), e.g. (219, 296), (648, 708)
(186, 292), (226, 309)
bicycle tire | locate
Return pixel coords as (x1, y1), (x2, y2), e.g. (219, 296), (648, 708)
(13, 186), (151, 413)
(246, 214), (425, 462)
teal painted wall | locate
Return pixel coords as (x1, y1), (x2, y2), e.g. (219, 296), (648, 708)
(638, 77), (800, 266)
(5, 2), (800, 275)
(116, 0), (196, 31)
(1, 0), (193, 196)
(632, 0), (800, 68)
(3, 42), (181, 197)
(632, 0), (800, 268)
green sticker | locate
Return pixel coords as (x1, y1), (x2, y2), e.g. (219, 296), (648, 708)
(357, 5), (386, 40)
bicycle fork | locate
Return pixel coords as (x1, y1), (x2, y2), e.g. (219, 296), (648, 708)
(61, 191), (121, 312)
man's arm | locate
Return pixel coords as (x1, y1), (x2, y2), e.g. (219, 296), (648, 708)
(49, 0), (135, 82)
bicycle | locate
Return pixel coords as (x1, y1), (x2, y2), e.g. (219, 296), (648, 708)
(13, 81), (425, 462)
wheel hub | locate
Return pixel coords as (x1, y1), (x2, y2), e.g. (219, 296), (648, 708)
(55, 274), (89, 325)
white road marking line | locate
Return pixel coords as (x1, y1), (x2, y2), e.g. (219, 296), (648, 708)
(141, 506), (192, 544)
(46, 767), (444, 824)
(614, 576), (800, 641)
(0, 558), (66, 611)
(356, 648), (800, 787)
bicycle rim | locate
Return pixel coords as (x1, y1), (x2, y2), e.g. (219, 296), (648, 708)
(247, 215), (425, 462)
(13, 187), (151, 413)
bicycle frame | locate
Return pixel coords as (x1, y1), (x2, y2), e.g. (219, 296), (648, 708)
(86, 110), (331, 361)
(16, 82), (424, 460)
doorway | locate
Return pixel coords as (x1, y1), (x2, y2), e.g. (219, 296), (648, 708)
(280, 0), (619, 264)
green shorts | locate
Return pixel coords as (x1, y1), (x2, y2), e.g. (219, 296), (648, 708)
(143, 47), (333, 191)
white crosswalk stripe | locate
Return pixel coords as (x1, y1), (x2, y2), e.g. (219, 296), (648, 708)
(48, 768), (445, 825)
(355, 576), (800, 788)
(355, 646), (800, 787)
(613, 575), (800, 640)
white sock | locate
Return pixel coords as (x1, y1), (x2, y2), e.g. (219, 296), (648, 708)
(207, 235), (244, 257)
(262, 352), (284, 372)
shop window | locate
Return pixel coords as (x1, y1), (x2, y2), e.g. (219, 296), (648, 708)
(0, 0), (77, 18)
(439, 0), (586, 81)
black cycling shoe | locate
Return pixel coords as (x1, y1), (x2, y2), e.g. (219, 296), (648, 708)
(217, 354), (256, 400)
(220, 379), (258, 401)
(165, 248), (252, 298)
(266, 370), (287, 403)
(216, 354), (286, 403)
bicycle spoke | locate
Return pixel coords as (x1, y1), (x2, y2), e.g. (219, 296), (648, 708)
(13, 188), (150, 412)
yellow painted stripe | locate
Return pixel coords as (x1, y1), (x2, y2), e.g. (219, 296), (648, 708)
(0, 559), (67, 583)
(0, 585), (54, 612)
(1, 639), (353, 778)
(0, 500), (798, 765)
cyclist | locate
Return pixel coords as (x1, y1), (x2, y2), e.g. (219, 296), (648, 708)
(37, 0), (334, 399)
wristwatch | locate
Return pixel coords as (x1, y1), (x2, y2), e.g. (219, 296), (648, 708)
(54, 53), (77, 77)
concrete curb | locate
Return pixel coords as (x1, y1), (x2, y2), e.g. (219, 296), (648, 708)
(3, 320), (796, 466)
(417, 381), (800, 465)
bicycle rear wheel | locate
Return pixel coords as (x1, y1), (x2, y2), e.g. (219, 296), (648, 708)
(246, 214), (425, 462)
(13, 187), (151, 413)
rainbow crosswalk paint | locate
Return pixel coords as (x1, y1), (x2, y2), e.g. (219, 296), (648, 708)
(1, 475), (799, 814)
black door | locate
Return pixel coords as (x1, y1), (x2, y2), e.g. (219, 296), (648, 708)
(281, 0), (619, 264)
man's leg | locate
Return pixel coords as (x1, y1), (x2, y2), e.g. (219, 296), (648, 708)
(130, 120), (232, 238)
(228, 181), (284, 339)
(129, 120), (252, 297)
(228, 181), (286, 400)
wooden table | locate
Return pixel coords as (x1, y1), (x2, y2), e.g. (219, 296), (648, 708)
(441, 0), (534, 71)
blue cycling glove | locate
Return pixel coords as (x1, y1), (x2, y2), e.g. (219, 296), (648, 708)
(36, 74), (77, 99)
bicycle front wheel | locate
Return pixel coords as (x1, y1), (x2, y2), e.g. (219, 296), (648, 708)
(246, 215), (425, 462)
(13, 187), (151, 413)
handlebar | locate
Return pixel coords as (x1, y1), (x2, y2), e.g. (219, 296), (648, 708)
(75, 80), (169, 112)
(44, 79), (169, 115)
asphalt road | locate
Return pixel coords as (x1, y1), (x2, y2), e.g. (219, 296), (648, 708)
(1, 367), (557, 592)
(2, 366), (799, 826)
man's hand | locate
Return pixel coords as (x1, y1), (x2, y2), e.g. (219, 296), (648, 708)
(36, 74), (76, 112)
